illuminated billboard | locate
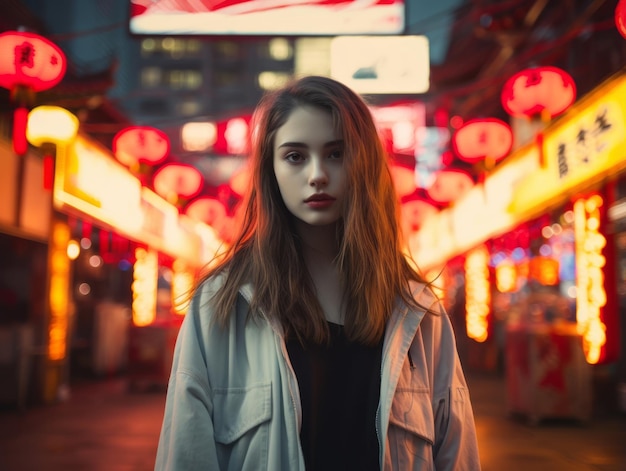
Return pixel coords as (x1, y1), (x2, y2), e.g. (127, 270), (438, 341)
(129, 0), (405, 36)
(330, 35), (429, 94)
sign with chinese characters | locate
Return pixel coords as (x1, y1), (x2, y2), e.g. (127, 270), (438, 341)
(509, 74), (626, 217)
(553, 105), (616, 180)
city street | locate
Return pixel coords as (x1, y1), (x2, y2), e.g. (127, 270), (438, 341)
(0, 373), (624, 471)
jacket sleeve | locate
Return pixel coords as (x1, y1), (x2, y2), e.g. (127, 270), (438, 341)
(154, 292), (221, 471)
(430, 300), (481, 470)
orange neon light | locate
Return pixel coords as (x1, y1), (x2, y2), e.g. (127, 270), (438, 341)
(132, 248), (158, 326)
(171, 259), (194, 315)
(48, 221), (71, 360)
(495, 261), (516, 293)
(574, 195), (607, 364)
(465, 245), (490, 342)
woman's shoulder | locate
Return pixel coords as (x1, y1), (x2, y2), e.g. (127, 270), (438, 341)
(407, 280), (442, 313)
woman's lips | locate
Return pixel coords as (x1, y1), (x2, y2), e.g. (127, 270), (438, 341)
(304, 194), (335, 208)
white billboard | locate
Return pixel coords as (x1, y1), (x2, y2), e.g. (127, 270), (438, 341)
(330, 35), (430, 94)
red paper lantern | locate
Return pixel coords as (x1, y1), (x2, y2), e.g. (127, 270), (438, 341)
(617, 0), (626, 39)
(185, 196), (236, 242)
(501, 66), (576, 119)
(400, 198), (439, 236)
(113, 126), (170, 169)
(452, 118), (513, 164)
(229, 165), (251, 197)
(426, 168), (474, 204)
(390, 164), (417, 197)
(0, 31), (67, 92)
(153, 163), (204, 204)
(0, 31), (67, 155)
(185, 196), (226, 224)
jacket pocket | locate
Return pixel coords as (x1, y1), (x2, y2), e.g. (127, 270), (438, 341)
(388, 388), (435, 470)
(213, 382), (272, 471)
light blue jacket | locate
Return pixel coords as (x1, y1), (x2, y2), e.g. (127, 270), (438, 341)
(155, 275), (481, 470)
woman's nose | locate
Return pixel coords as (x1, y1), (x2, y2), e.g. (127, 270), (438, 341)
(308, 158), (328, 187)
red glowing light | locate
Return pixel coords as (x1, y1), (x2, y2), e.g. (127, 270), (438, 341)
(426, 168), (474, 204)
(153, 163), (204, 203)
(452, 118), (513, 164)
(501, 66), (576, 119)
(0, 31), (67, 92)
(12, 106), (29, 155)
(113, 126), (170, 168)
(617, 0), (626, 39)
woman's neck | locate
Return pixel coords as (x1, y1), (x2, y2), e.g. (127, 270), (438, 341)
(295, 220), (340, 261)
(295, 221), (345, 324)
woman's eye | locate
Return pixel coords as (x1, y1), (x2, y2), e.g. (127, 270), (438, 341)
(328, 149), (343, 160)
(285, 152), (304, 163)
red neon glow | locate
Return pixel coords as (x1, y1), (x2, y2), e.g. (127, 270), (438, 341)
(452, 118), (513, 163)
(617, 0), (626, 39)
(212, 115), (252, 156)
(43, 154), (54, 190)
(501, 66), (576, 119)
(129, 0), (405, 36)
(12, 106), (28, 155)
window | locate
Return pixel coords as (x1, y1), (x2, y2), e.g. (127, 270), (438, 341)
(139, 99), (169, 115)
(141, 38), (202, 58)
(141, 67), (162, 87)
(165, 70), (202, 90)
(258, 71), (291, 90)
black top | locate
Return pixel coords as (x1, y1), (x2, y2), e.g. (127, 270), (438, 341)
(286, 322), (383, 471)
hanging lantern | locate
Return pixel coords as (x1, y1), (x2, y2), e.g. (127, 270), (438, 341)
(501, 66), (576, 120)
(229, 164), (252, 197)
(185, 196), (227, 224)
(113, 126), (170, 171)
(452, 118), (513, 165)
(390, 164), (417, 198)
(26, 105), (79, 190)
(617, 0), (626, 39)
(426, 167), (474, 204)
(0, 31), (67, 92)
(400, 189), (439, 235)
(153, 163), (204, 206)
(0, 31), (67, 155)
(185, 196), (237, 243)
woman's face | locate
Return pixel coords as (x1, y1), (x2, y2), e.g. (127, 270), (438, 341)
(273, 105), (346, 228)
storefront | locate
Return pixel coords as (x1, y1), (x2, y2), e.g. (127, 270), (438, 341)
(0, 137), (54, 407)
(0, 125), (225, 405)
(409, 71), (626, 418)
(53, 133), (223, 392)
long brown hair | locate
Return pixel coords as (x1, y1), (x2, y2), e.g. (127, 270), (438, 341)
(197, 75), (429, 345)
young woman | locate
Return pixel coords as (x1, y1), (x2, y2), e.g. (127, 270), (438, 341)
(155, 76), (480, 470)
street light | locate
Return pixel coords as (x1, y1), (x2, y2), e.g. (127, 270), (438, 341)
(26, 105), (79, 403)
(27, 105), (79, 191)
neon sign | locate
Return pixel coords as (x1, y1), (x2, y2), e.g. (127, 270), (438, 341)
(465, 245), (490, 342)
(574, 194), (607, 364)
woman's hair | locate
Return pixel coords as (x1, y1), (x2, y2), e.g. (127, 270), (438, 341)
(197, 75), (428, 345)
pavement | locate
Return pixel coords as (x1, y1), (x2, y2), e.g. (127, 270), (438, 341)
(0, 372), (624, 471)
